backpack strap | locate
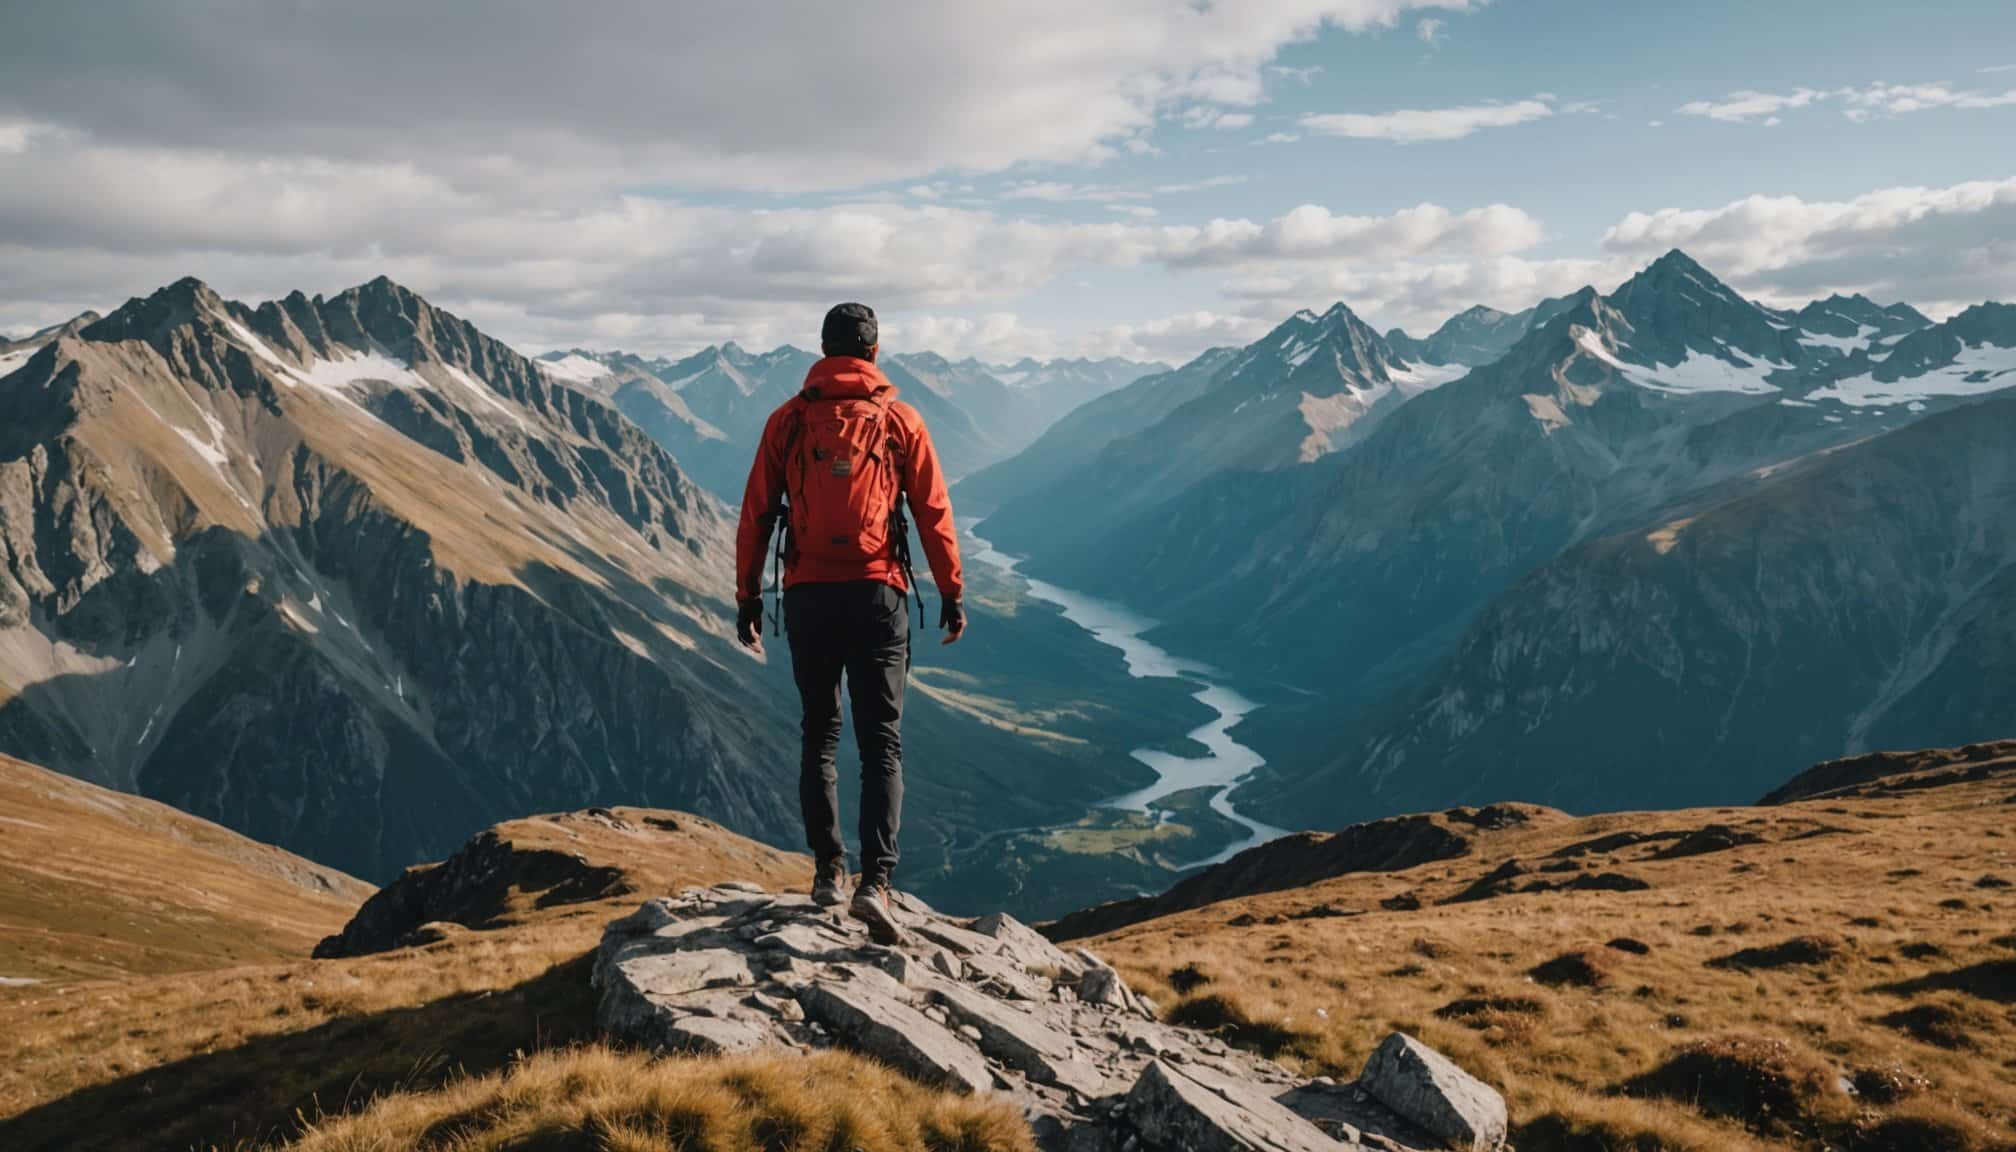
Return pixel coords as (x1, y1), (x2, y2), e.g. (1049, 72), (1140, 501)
(768, 394), (811, 636)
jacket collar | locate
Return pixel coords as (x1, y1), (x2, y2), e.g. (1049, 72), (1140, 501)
(802, 355), (897, 402)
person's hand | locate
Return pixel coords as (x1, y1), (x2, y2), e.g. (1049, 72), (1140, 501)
(736, 598), (766, 653)
(939, 597), (965, 645)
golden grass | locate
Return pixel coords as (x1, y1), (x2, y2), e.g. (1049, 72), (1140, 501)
(279, 1045), (1034, 1152)
(0, 800), (823, 1150)
(0, 755), (371, 984)
(1089, 775), (2016, 1151)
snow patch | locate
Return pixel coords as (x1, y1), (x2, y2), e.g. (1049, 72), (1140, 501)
(444, 365), (530, 431)
(1799, 324), (1879, 354)
(1807, 340), (2016, 406)
(174, 407), (233, 472)
(174, 425), (229, 470)
(1389, 360), (1467, 392)
(0, 348), (33, 377)
(1572, 326), (1633, 372)
(1575, 326), (1783, 395)
(1297, 386), (1389, 462)
(0, 976), (42, 987)
(221, 318), (294, 370)
(291, 349), (427, 395)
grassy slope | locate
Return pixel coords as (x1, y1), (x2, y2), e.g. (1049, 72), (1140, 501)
(0, 754), (373, 984)
(0, 791), (1032, 1152)
(1087, 752), (2016, 1151)
(4, 749), (2011, 1151)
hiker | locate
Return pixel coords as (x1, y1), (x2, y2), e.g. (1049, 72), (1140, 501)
(734, 302), (965, 943)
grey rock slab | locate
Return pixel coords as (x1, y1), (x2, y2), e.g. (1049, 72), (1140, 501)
(929, 980), (1113, 1099)
(665, 1013), (779, 1054)
(963, 951), (1055, 1001)
(974, 911), (1082, 977)
(1278, 1083), (1438, 1152)
(1358, 1032), (1507, 1152)
(752, 921), (861, 962)
(797, 973), (995, 1094)
(912, 918), (1003, 958)
(612, 948), (757, 1000)
(1080, 965), (1133, 1011)
(1128, 1060), (1350, 1152)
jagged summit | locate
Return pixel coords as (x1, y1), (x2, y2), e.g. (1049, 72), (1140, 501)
(0, 271), (767, 882)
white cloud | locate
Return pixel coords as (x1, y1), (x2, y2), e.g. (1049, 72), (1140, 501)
(0, 120), (1540, 355)
(1675, 87), (1828, 124)
(1301, 98), (1556, 141)
(1980, 63), (2016, 75)
(1219, 255), (1616, 336)
(0, 1), (1478, 193)
(1264, 132), (1303, 144)
(1678, 79), (2016, 124)
(1082, 310), (1278, 362)
(889, 307), (1277, 364)
(1600, 175), (2016, 306)
(1417, 17), (1446, 44)
(1841, 81), (2016, 119)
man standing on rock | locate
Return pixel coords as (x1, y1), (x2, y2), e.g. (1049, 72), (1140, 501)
(735, 302), (965, 944)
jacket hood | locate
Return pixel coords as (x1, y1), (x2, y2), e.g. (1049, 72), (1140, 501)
(802, 355), (898, 401)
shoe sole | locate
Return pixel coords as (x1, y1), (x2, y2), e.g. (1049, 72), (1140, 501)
(850, 899), (904, 945)
(812, 890), (846, 908)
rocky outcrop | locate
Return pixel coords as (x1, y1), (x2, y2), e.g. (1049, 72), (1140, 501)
(1359, 1033), (1508, 1151)
(314, 827), (629, 957)
(1759, 740), (2016, 804)
(595, 881), (1509, 1151)
(1041, 808), (1505, 941)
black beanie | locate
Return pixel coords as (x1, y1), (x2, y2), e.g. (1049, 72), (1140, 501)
(821, 302), (878, 358)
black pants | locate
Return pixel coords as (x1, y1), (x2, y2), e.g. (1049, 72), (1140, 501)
(784, 580), (909, 882)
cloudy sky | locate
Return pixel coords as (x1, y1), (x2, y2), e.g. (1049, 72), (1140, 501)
(3, 0), (2014, 363)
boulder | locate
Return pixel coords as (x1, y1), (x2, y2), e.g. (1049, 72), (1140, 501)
(798, 970), (995, 1094)
(1128, 1060), (1348, 1151)
(1358, 1033), (1508, 1151)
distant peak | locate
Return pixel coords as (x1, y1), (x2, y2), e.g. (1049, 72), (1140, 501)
(1648, 248), (1710, 275)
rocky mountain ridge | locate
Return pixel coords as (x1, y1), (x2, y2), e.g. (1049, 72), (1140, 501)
(538, 345), (1163, 500)
(0, 277), (813, 883)
(973, 249), (2016, 827)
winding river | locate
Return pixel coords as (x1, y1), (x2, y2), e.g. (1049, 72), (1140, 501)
(967, 532), (1289, 868)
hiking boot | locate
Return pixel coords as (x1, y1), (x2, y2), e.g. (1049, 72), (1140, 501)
(811, 856), (848, 907)
(849, 876), (905, 945)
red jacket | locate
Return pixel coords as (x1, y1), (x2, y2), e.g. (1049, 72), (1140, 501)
(735, 356), (963, 604)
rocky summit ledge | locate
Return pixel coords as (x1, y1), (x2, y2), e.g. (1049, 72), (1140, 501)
(593, 882), (1510, 1152)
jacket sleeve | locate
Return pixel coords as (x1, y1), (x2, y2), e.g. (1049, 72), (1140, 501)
(900, 409), (964, 601)
(735, 405), (790, 602)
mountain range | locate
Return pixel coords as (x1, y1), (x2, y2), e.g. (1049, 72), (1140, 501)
(0, 278), (1159, 892)
(537, 344), (1162, 501)
(975, 249), (2016, 827)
